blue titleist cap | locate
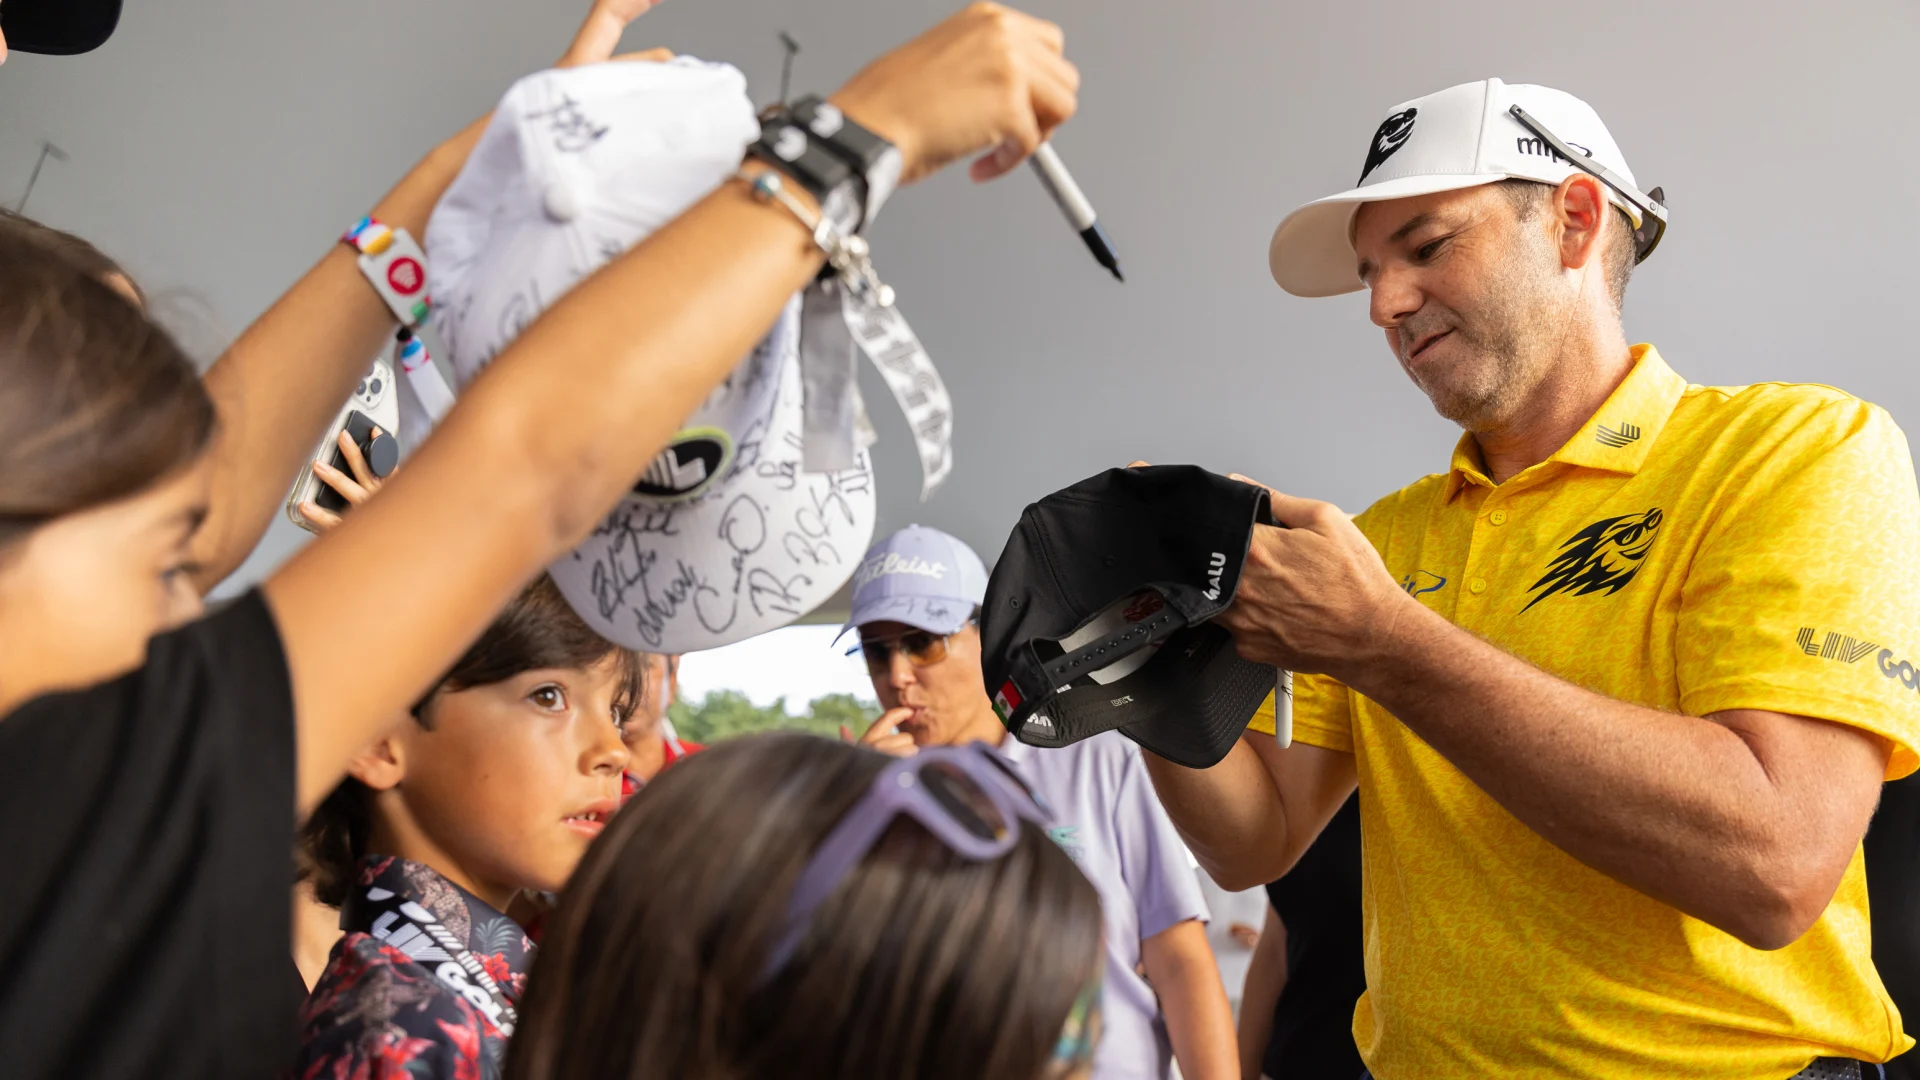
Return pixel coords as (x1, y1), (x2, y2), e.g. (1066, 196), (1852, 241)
(843, 525), (989, 639)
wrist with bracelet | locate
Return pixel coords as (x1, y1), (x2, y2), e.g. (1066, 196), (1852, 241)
(742, 94), (953, 501)
(746, 96), (902, 232)
(341, 215), (432, 328)
(736, 165), (894, 308)
(742, 96), (904, 307)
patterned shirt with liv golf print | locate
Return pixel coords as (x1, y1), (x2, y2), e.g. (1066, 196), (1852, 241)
(291, 856), (533, 1080)
(1249, 345), (1920, 1079)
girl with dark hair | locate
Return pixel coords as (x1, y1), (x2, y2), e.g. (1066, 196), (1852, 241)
(293, 574), (636, 1079)
(506, 733), (1106, 1080)
(0, 5), (1080, 1077)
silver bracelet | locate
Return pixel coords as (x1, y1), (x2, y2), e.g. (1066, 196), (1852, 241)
(736, 167), (895, 308)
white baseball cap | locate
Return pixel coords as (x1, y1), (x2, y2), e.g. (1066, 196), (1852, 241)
(425, 59), (877, 653)
(1268, 77), (1665, 297)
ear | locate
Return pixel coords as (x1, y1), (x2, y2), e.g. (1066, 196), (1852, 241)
(1552, 173), (1609, 276)
(346, 716), (414, 792)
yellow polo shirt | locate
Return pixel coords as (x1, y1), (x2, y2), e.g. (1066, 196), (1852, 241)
(1249, 345), (1919, 1079)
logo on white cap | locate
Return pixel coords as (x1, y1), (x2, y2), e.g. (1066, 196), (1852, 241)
(633, 428), (733, 502)
(1359, 108), (1418, 183)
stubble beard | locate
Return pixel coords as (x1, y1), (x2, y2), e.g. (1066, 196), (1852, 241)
(1403, 245), (1566, 433)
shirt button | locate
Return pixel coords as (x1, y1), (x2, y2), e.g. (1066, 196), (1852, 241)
(1489, 510), (1508, 526)
(1469, 577), (1487, 594)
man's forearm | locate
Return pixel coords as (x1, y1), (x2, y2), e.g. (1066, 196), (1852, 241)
(1144, 741), (1292, 890)
(191, 117), (489, 591)
(1340, 601), (1886, 948)
(1142, 919), (1238, 1080)
(1144, 736), (1357, 892)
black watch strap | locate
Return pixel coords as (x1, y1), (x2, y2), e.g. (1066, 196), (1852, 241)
(790, 96), (902, 231)
(747, 111), (865, 236)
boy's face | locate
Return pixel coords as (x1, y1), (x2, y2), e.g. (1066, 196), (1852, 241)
(397, 656), (632, 899)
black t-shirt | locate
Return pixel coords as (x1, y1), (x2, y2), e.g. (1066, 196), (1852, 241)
(1867, 772), (1920, 1080)
(1263, 793), (1365, 1080)
(0, 592), (296, 1079)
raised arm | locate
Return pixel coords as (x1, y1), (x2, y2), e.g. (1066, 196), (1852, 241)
(265, 3), (1080, 814)
(187, 0), (665, 592)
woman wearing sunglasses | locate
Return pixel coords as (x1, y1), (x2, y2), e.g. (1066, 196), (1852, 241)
(843, 525), (1237, 1080)
(505, 733), (1104, 1080)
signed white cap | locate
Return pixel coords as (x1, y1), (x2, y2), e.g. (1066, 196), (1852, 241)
(425, 59), (876, 652)
(1268, 77), (1650, 297)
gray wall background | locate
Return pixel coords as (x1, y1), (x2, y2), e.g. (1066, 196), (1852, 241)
(3, 0), (1916, 598)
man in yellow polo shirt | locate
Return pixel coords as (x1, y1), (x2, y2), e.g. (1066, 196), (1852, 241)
(1142, 78), (1918, 1080)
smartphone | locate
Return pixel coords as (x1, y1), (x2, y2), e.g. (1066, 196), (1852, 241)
(285, 355), (401, 533)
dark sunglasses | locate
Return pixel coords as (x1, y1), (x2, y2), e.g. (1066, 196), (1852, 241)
(1507, 104), (1667, 264)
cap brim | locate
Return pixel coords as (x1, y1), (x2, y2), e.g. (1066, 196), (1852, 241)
(841, 595), (976, 641)
(1268, 172), (1508, 297)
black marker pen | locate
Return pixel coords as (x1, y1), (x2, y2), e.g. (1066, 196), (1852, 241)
(1028, 143), (1123, 282)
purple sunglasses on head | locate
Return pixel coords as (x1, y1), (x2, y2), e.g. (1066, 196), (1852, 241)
(762, 743), (1054, 979)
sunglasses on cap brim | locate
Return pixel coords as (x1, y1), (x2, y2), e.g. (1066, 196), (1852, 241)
(760, 744), (1053, 982)
(1508, 105), (1667, 264)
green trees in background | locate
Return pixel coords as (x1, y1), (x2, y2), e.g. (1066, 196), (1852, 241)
(666, 690), (881, 744)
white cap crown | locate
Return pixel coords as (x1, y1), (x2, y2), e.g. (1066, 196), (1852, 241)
(1270, 77), (1647, 297)
(421, 60), (878, 653)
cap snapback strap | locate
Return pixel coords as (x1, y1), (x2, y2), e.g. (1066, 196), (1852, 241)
(1041, 606), (1187, 688)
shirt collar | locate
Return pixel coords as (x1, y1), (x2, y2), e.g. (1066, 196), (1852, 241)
(346, 855), (535, 1003)
(1445, 344), (1687, 498)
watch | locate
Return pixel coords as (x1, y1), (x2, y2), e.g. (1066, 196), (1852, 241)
(746, 111), (865, 238)
(789, 96), (903, 231)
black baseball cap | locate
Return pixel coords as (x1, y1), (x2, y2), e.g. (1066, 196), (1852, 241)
(980, 465), (1278, 769)
(2, 0), (123, 56)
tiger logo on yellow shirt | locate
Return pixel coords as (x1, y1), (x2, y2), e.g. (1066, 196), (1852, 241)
(1524, 508), (1664, 611)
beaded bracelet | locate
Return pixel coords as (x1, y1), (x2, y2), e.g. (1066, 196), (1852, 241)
(341, 214), (432, 328)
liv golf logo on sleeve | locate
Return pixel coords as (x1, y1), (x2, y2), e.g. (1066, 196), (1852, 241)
(1797, 627), (1878, 664)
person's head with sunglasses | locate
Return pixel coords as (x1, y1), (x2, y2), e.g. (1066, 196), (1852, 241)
(504, 732), (1104, 1080)
(838, 524), (1000, 755)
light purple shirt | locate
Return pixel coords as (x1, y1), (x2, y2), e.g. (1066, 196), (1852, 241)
(999, 732), (1211, 1080)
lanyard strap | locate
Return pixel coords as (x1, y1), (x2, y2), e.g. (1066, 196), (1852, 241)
(798, 276), (953, 500)
(344, 880), (520, 1036)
